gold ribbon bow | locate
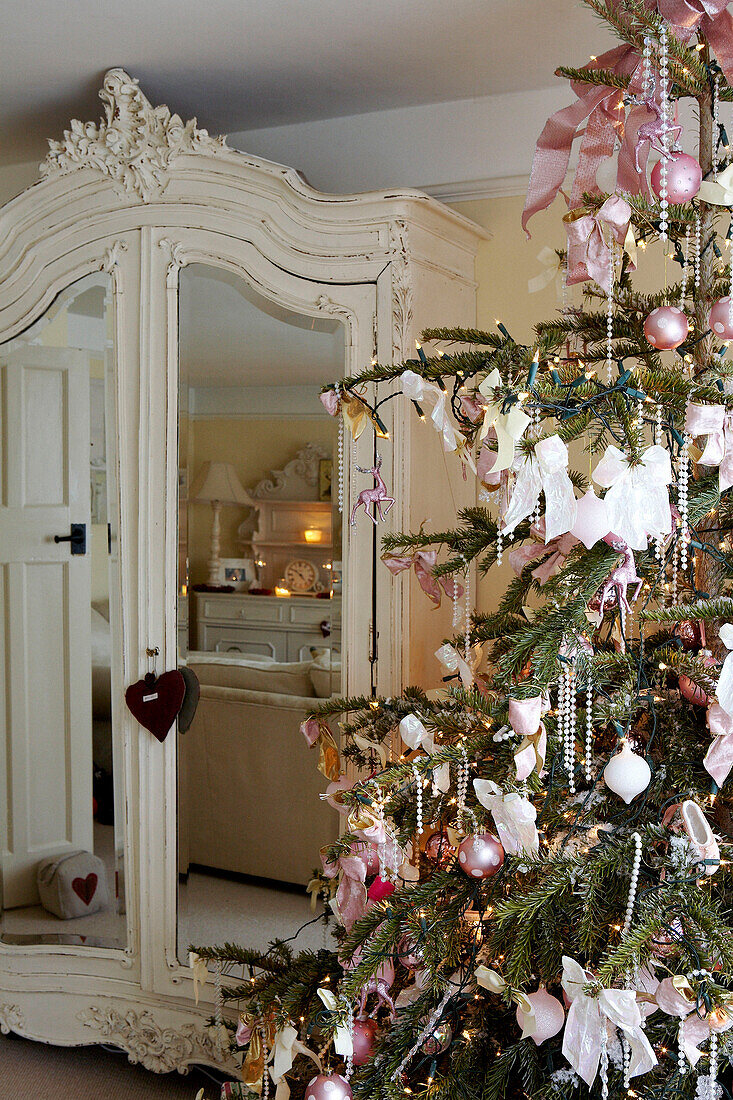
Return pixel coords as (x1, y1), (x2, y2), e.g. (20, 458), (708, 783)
(477, 370), (531, 475)
(341, 391), (370, 440)
(242, 1017), (277, 1093)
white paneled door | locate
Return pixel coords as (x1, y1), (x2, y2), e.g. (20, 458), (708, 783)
(0, 347), (93, 907)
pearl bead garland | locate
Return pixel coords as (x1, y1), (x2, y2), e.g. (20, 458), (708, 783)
(260, 1017), (271, 1100)
(695, 212), (701, 290)
(658, 24), (670, 241)
(336, 382), (345, 515)
(584, 673), (594, 782)
(622, 831), (642, 936)
(679, 1013), (687, 1076)
(709, 1029), (719, 1100)
(456, 744), (469, 831)
(679, 430), (690, 575)
(412, 762), (423, 836)
(606, 241), (615, 382)
(559, 662), (576, 794)
(345, 1002), (355, 1080)
(713, 74), (721, 181)
(391, 987), (452, 1082)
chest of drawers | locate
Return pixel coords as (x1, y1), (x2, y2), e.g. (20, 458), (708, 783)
(192, 591), (341, 662)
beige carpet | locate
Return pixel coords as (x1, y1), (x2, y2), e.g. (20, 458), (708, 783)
(0, 1033), (224, 1098)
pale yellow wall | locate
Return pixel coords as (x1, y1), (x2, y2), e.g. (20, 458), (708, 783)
(450, 193), (669, 613)
(187, 416), (336, 587)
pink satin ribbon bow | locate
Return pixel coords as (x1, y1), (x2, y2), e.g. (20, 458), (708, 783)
(565, 195), (635, 288)
(382, 549), (463, 608)
(321, 847), (372, 931)
(685, 402), (733, 491)
(657, 1), (733, 83)
(522, 45), (648, 234)
(508, 521), (580, 586)
(704, 702), (733, 787)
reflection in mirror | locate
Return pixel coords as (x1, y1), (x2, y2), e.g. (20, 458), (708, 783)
(0, 274), (127, 948)
(177, 265), (344, 961)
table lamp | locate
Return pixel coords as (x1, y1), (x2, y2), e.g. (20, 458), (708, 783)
(191, 461), (251, 586)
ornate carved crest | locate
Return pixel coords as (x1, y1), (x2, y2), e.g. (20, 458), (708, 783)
(78, 1005), (228, 1073)
(0, 1003), (25, 1035)
(389, 219), (414, 362)
(41, 68), (227, 202)
(250, 442), (329, 500)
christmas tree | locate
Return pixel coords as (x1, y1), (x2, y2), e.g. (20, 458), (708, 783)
(191, 3), (733, 1098)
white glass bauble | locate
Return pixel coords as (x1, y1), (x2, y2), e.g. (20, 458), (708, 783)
(516, 988), (566, 1045)
(571, 487), (611, 549)
(603, 741), (651, 803)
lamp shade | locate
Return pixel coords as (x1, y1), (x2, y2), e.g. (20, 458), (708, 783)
(190, 461), (251, 505)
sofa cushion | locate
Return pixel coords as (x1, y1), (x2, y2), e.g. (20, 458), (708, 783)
(188, 657), (316, 698)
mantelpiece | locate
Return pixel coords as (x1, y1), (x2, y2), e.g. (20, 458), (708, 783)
(0, 69), (486, 1071)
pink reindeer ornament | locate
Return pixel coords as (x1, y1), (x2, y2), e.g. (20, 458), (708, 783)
(596, 534), (643, 617)
(350, 453), (395, 526)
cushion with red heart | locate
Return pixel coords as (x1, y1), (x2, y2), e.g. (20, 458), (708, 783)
(72, 873), (98, 906)
(125, 670), (186, 742)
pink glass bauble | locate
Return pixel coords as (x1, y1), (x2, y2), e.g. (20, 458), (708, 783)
(367, 876), (395, 902)
(397, 933), (423, 970)
(351, 841), (380, 875)
(651, 153), (702, 204)
(352, 1018), (378, 1066)
(644, 305), (689, 350)
(709, 296), (733, 340)
(424, 830), (454, 865)
(516, 988), (566, 1045)
(457, 833), (504, 879)
(571, 487), (611, 549)
(306, 1074), (353, 1100)
(420, 1018), (452, 1055)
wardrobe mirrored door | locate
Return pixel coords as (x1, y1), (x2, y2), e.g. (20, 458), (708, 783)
(176, 263), (344, 960)
(0, 273), (127, 949)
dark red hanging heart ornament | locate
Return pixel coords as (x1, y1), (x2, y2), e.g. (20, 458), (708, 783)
(125, 670), (186, 742)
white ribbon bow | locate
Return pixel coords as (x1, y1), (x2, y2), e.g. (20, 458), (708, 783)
(399, 713), (434, 752)
(686, 403), (733, 492)
(477, 369), (531, 474)
(716, 624), (733, 718)
(401, 369), (458, 451)
(472, 779), (539, 857)
(528, 245), (566, 297)
(561, 956), (657, 1086)
(593, 444), (672, 551)
(270, 1024), (322, 1100)
(435, 642), (483, 689)
(501, 435), (577, 541)
(188, 951), (209, 1004)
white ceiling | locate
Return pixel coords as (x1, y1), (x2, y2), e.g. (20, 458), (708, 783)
(179, 265), (344, 388)
(1, 0), (614, 165)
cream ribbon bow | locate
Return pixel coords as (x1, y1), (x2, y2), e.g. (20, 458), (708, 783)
(317, 988), (354, 1056)
(477, 369), (531, 475)
(472, 779), (539, 857)
(401, 369), (458, 451)
(561, 956), (657, 1086)
(188, 951), (209, 1005)
(501, 435), (577, 541)
(269, 1024), (322, 1100)
(715, 624), (733, 718)
(475, 966), (537, 1036)
(592, 444), (672, 551)
(699, 163), (733, 206)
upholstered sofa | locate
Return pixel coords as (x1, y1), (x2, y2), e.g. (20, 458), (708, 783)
(178, 655), (339, 886)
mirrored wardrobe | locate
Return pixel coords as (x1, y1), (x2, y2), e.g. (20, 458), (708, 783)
(0, 69), (485, 1070)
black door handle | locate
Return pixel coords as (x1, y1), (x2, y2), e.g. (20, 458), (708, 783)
(54, 523), (87, 555)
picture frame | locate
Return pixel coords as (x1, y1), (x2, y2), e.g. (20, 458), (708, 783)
(217, 557), (255, 592)
(319, 458), (333, 501)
